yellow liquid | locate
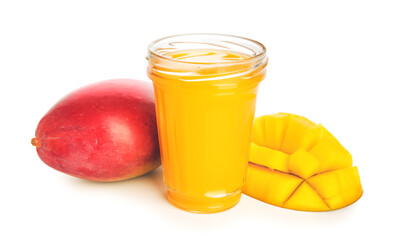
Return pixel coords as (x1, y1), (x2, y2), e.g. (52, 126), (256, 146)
(148, 49), (266, 213)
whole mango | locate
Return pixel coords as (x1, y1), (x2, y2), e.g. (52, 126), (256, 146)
(31, 79), (160, 182)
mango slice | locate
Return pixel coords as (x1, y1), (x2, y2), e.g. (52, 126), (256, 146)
(243, 113), (363, 211)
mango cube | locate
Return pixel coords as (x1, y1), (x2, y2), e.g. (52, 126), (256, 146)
(265, 168), (303, 206)
(243, 113), (363, 211)
(250, 143), (289, 172)
(283, 182), (330, 211)
(288, 149), (320, 179)
(252, 113), (292, 150)
(243, 163), (303, 207)
(281, 115), (323, 154)
(309, 126), (352, 173)
(264, 113), (292, 150)
(243, 163), (274, 201)
(307, 167), (362, 209)
(252, 117), (266, 147)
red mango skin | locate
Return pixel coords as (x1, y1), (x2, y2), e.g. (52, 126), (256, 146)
(32, 79), (160, 182)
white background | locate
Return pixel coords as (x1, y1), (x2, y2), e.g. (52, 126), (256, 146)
(1, 0), (399, 239)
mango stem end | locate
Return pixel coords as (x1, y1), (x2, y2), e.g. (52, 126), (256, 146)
(31, 138), (40, 147)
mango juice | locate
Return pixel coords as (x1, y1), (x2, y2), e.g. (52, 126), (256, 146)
(147, 34), (267, 213)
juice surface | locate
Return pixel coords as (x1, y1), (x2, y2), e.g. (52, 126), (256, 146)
(148, 49), (265, 213)
(166, 49), (251, 63)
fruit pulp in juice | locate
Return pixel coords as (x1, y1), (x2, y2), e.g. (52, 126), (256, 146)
(150, 49), (264, 213)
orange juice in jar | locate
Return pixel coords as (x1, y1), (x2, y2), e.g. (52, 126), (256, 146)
(147, 34), (267, 213)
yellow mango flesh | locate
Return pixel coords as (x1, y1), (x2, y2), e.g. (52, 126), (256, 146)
(309, 126), (352, 173)
(250, 143), (289, 172)
(243, 113), (363, 211)
(243, 163), (303, 207)
(283, 181), (330, 211)
(288, 149), (320, 179)
(281, 115), (323, 154)
(307, 166), (363, 209)
(252, 113), (292, 150)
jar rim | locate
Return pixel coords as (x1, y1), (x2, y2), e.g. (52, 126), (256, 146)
(147, 33), (267, 65)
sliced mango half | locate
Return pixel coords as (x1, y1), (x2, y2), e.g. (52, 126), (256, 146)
(243, 113), (362, 211)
